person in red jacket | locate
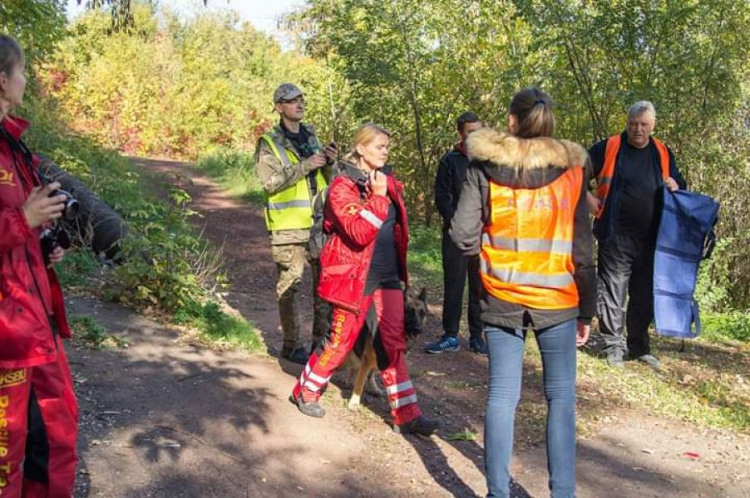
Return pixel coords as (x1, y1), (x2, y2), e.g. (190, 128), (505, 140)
(290, 123), (439, 436)
(0, 34), (78, 496)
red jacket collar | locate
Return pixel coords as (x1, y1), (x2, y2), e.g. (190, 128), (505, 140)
(455, 141), (468, 156)
(1, 115), (30, 140)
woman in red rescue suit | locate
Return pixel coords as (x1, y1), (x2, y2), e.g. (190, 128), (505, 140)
(0, 35), (78, 497)
(291, 123), (439, 436)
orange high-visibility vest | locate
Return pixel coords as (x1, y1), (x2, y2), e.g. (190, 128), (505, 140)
(595, 134), (670, 219)
(480, 167), (583, 310)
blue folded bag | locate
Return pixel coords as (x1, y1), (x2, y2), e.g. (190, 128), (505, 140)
(653, 187), (719, 338)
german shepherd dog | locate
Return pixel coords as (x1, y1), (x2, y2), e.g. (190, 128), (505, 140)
(344, 286), (428, 411)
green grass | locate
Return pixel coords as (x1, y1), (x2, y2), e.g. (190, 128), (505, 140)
(173, 301), (263, 352)
(407, 224), (443, 289)
(55, 248), (103, 289)
(195, 148), (265, 205)
(70, 315), (127, 349)
(512, 333), (750, 435)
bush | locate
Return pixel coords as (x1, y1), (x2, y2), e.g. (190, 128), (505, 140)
(702, 311), (750, 343)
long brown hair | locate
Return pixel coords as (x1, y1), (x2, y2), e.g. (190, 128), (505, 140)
(344, 123), (392, 162)
(509, 87), (555, 139)
(0, 35), (24, 78)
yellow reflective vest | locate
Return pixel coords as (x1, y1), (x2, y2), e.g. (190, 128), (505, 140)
(260, 131), (327, 232)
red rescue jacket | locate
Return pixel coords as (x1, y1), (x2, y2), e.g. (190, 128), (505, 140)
(0, 115), (70, 369)
(317, 163), (409, 313)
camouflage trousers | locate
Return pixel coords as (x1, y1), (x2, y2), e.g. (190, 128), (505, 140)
(271, 243), (332, 350)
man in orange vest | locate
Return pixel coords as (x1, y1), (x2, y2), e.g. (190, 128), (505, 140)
(587, 101), (685, 368)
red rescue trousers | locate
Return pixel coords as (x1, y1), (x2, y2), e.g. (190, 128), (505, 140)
(0, 335), (78, 497)
(292, 288), (421, 425)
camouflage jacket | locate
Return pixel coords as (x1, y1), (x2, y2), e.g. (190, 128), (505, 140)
(254, 123), (330, 245)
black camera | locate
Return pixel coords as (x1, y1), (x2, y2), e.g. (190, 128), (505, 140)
(51, 188), (79, 220)
(40, 226), (72, 265)
(40, 184), (79, 265)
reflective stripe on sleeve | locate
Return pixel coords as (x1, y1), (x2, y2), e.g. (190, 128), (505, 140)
(359, 209), (384, 229)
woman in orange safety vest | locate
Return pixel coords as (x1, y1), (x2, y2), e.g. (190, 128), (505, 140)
(449, 87), (596, 498)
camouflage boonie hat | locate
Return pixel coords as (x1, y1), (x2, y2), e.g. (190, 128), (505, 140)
(273, 83), (303, 103)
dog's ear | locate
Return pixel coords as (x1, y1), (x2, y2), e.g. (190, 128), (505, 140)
(417, 286), (427, 303)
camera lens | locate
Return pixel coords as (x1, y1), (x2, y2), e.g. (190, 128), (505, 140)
(50, 189), (79, 219)
(63, 198), (80, 219)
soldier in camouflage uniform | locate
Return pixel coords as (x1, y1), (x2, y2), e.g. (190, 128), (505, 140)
(255, 83), (337, 364)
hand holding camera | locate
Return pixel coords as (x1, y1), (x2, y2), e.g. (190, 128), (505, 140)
(23, 182), (67, 228)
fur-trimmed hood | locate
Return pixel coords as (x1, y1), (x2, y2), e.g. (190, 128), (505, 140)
(467, 128), (587, 169)
(465, 127), (588, 188)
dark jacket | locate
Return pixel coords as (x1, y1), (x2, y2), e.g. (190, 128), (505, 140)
(589, 132), (686, 241)
(449, 128), (596, 329)
(434, 143), (470, 228)
(318, 162), (409, 313)
(0, 116), (70, 369)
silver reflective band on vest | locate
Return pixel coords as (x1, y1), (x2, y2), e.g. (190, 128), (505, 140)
(482, 234), (572, 255)
(598, 177), (611, 186)
(266, 199), (312, 210)
(480, 258), (574, 288)
(271, 135), (293, 167)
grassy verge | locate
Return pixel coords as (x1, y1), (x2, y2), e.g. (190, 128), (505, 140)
(24, 98), (262, 352)
(195, 148), (265, 205)
(69, 315), (127, 349)
(173, 301), (263, 352)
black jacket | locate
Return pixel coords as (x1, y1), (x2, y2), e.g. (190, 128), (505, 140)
(434, 143), (470, 228)
(589, 132), (686, 241)
(449, 128), (596, 329)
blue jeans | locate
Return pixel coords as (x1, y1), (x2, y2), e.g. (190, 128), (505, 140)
(484, 320), (577, 498)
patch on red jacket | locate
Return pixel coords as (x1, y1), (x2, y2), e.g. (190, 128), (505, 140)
(0, 167), (15, 186)
(0, 369), (27, 388)
(343, 203), (359, 216)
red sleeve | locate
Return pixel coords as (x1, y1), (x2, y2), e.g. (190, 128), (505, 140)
(327, 177), (390, 249)
(0, 207), (32, 253)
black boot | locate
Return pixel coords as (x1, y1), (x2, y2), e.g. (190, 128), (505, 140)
(280, 346), (310, 365)
(393, 416), (440, 436)
(289, 394), (326, 418)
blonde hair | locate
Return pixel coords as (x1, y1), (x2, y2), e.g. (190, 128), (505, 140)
(509, 87), (555, 138)
(344, 123), (392, 162)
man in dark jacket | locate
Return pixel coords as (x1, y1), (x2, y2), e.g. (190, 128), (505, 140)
(426, 112), (486, 354)
(587, 101), (686, 368)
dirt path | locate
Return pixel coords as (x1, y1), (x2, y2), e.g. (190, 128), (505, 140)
(69, 157), (749, 497)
